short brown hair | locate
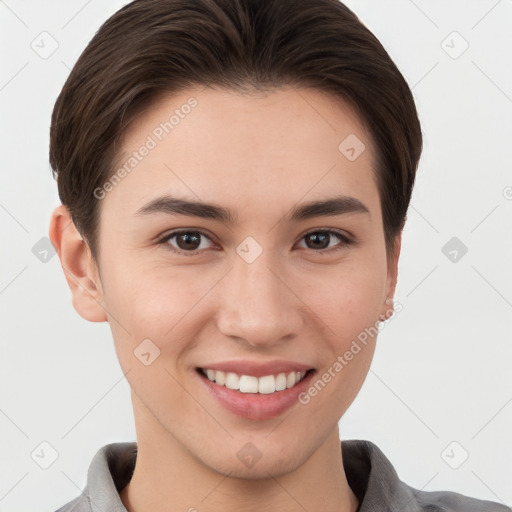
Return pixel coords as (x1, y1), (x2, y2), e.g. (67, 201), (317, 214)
(50, 0), (422, 263)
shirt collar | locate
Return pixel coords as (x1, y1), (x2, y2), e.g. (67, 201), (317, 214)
(83, 439), (419, 511)
(342, 439), (420, 511)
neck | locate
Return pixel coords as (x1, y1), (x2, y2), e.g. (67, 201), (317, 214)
(120, 395), (359, 512)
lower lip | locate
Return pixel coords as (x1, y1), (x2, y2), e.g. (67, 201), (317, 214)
(197, 369), (316, 421)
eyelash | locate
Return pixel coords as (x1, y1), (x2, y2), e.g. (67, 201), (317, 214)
(157, 229), (353, 257)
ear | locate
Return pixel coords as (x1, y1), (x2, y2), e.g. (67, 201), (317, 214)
(49, 205), (107, 322)
(379, 232), (402, 322)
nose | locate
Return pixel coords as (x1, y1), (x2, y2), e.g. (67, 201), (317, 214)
(215, 248), (304, 348)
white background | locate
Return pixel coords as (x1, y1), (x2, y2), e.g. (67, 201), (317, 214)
(1, 0), (511, 510)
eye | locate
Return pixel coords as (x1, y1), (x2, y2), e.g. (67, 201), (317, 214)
(158, 228), (352, 256)
(159, 230), (215, 256)
(297, 229), (352, 254)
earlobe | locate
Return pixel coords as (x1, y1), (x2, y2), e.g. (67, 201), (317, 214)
(49, 205), (108, 323)
(379, 233), (402, 322)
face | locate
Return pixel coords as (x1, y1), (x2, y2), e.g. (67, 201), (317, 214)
(57, 86), (399, 478)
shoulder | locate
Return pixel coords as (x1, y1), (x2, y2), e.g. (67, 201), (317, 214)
(409, 483), (511, 511)
(341, 439), (510, 512)
(53, 442), (137, 512)
(54, 493), (89, 512)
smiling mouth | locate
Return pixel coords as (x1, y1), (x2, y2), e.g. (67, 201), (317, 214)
(196, 367), (314, 395)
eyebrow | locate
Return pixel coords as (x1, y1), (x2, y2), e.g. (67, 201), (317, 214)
(135, 194), (370, 224)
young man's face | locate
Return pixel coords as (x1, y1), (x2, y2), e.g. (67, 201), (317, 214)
(53, 86), (399, 478)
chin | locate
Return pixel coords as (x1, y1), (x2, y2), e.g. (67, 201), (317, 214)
(209, 454), (302, 480)
(195, 436), (311, 480)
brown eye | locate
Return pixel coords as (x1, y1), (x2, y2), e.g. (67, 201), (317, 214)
(299, 230), (351, 253)
(174, 232), (201, 250)
(160, 230), (214, 255)
(158, 228), (352, 257)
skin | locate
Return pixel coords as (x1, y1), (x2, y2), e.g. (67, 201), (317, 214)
(50, 85), (401, 512)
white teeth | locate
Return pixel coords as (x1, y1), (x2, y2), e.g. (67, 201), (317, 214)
(225, 372), (239, 390)
(258, 375), (275, 394)
(215, 370), (225, 386)
(275, 373), (287, 391)
(239, 375), (259, 393)
(201, 368), (308, 394)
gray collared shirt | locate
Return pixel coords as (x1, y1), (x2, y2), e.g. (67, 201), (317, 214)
(55, 440), (510, 512)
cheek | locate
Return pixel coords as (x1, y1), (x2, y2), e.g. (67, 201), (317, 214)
(102, 262), (213, 362)
(102, 271), (202, 412)
(101, 239), (386, 360)
(293, 266), (383, 419)
(303, 262), (384, 339)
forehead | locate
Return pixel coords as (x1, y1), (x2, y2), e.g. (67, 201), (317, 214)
(103, 86), (379, 220)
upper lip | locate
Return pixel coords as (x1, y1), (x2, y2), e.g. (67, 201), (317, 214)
(197, 360), (314, 377)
